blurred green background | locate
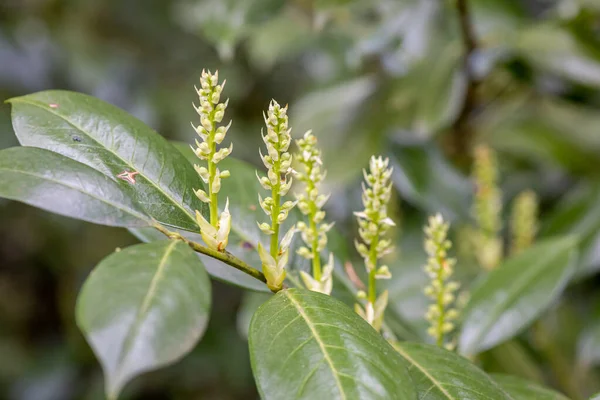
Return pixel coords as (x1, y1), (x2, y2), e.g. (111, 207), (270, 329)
(2, 0), (600, 399)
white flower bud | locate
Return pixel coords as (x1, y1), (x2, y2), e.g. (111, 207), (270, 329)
(257, 222), (274, 235)
(194, 189), (211, 203)
(211, 173), (221, 193)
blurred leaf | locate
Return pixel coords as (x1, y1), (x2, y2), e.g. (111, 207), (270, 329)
(459, 236), (579, 355)
(236, 291), (272, 340)
(382, 240), (430, 341)
(392, 341), (512, 399)
(491, 374), (570, 400)
(407, 41), (466, 136)
(76, 240), (211, 399)
(292, 76), (381, 186)
(388, 140), (472, 221)
(542, 182), (600, 277)
(484, 97), (600, 174)
(0, 147), (148, 227)
(8, 90), (208, 231)
(480, 341), (545, 384)
(249, 289), (417, 400)
(516, 23), (600, 87)
(577, 317), (600, 368)
(175, 0), (284, 60)
(247, 9), (312, 70)
(591, 393), (600, 400)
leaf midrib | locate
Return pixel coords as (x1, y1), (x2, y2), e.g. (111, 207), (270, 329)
(114, 241), (178, 379)
(285, 290), (347, 400)
(466, 243), (572, 351)
(393, 343), (455, 399)
(11, 97), (198, 228)
(0, 166), (149, 222)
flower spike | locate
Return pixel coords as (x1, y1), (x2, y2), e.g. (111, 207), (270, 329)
(256, 100), (296, 291)
(423, 213), (460, 350)
(353, 155), (395, 331)
(192, 69), (232, 252)
(294, 130), (334, 295)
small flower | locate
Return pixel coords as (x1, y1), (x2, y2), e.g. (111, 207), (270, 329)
(192, 69), (232, 251)
(472, 144), (502, 269)
(300, 254), (334, 295)
(353, 155), (394, 331)
(423, 213), (460, 348)
(256, 100), (296, 291)
(258, 242), (287, 292)
(510, 189), (538, 255)
(355, 290), (388, 332)
(196, 198), (232, 252)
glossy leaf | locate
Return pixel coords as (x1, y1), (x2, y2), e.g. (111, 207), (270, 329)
(491, 374), (569, 400)
(249, 289), (417, 400)
(76, 241), (211, 399)
(8, 90), (208, 231)
(459, 237), (578, 355)
(392, 341), (511, 400)
(0, 147), (148, 227)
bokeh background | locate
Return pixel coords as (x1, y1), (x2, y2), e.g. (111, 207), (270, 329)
(2, 0), (600, 399)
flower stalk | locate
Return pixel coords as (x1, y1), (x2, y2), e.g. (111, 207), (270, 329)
(354, 156), (394, 331)
(423, 213), (460, 349)
(256, 100), (296, 291)
(295, 130), (334, 295)
(192, 70), (232, 252)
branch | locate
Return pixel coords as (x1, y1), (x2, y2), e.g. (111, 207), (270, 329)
(451, 0), (479, 163)
(153, 223), (270, 289)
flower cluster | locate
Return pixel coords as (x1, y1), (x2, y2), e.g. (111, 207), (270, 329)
(192, 70), (232, 252)
(423, 214), (460, 349)
(472, 144), (502, 270)
(354, 156), (394, 331)
(256, 100), (296, 291)
(510, 189), (538, 255)
(294, 131), (335, 295)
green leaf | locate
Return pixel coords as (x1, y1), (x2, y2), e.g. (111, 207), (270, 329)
(249, 288), (417, 400)
(542, 182), (600, 278)
(591, 392), (600, 400)
(76, 241), (211, 399)
(459, 237), (579, 355)
(8, 90), (208, 231)
(577, 317), (600, 368)
(480, 341), (545, 384)
(237, 291), (272, 340)
(392, 342), (512, 400)
(388, 140), (472, 221)
(516, 23), (600, 88)
(0, 147), (148, 227)
(491, 374), (569, 400)
(291, 77), (382, 185)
